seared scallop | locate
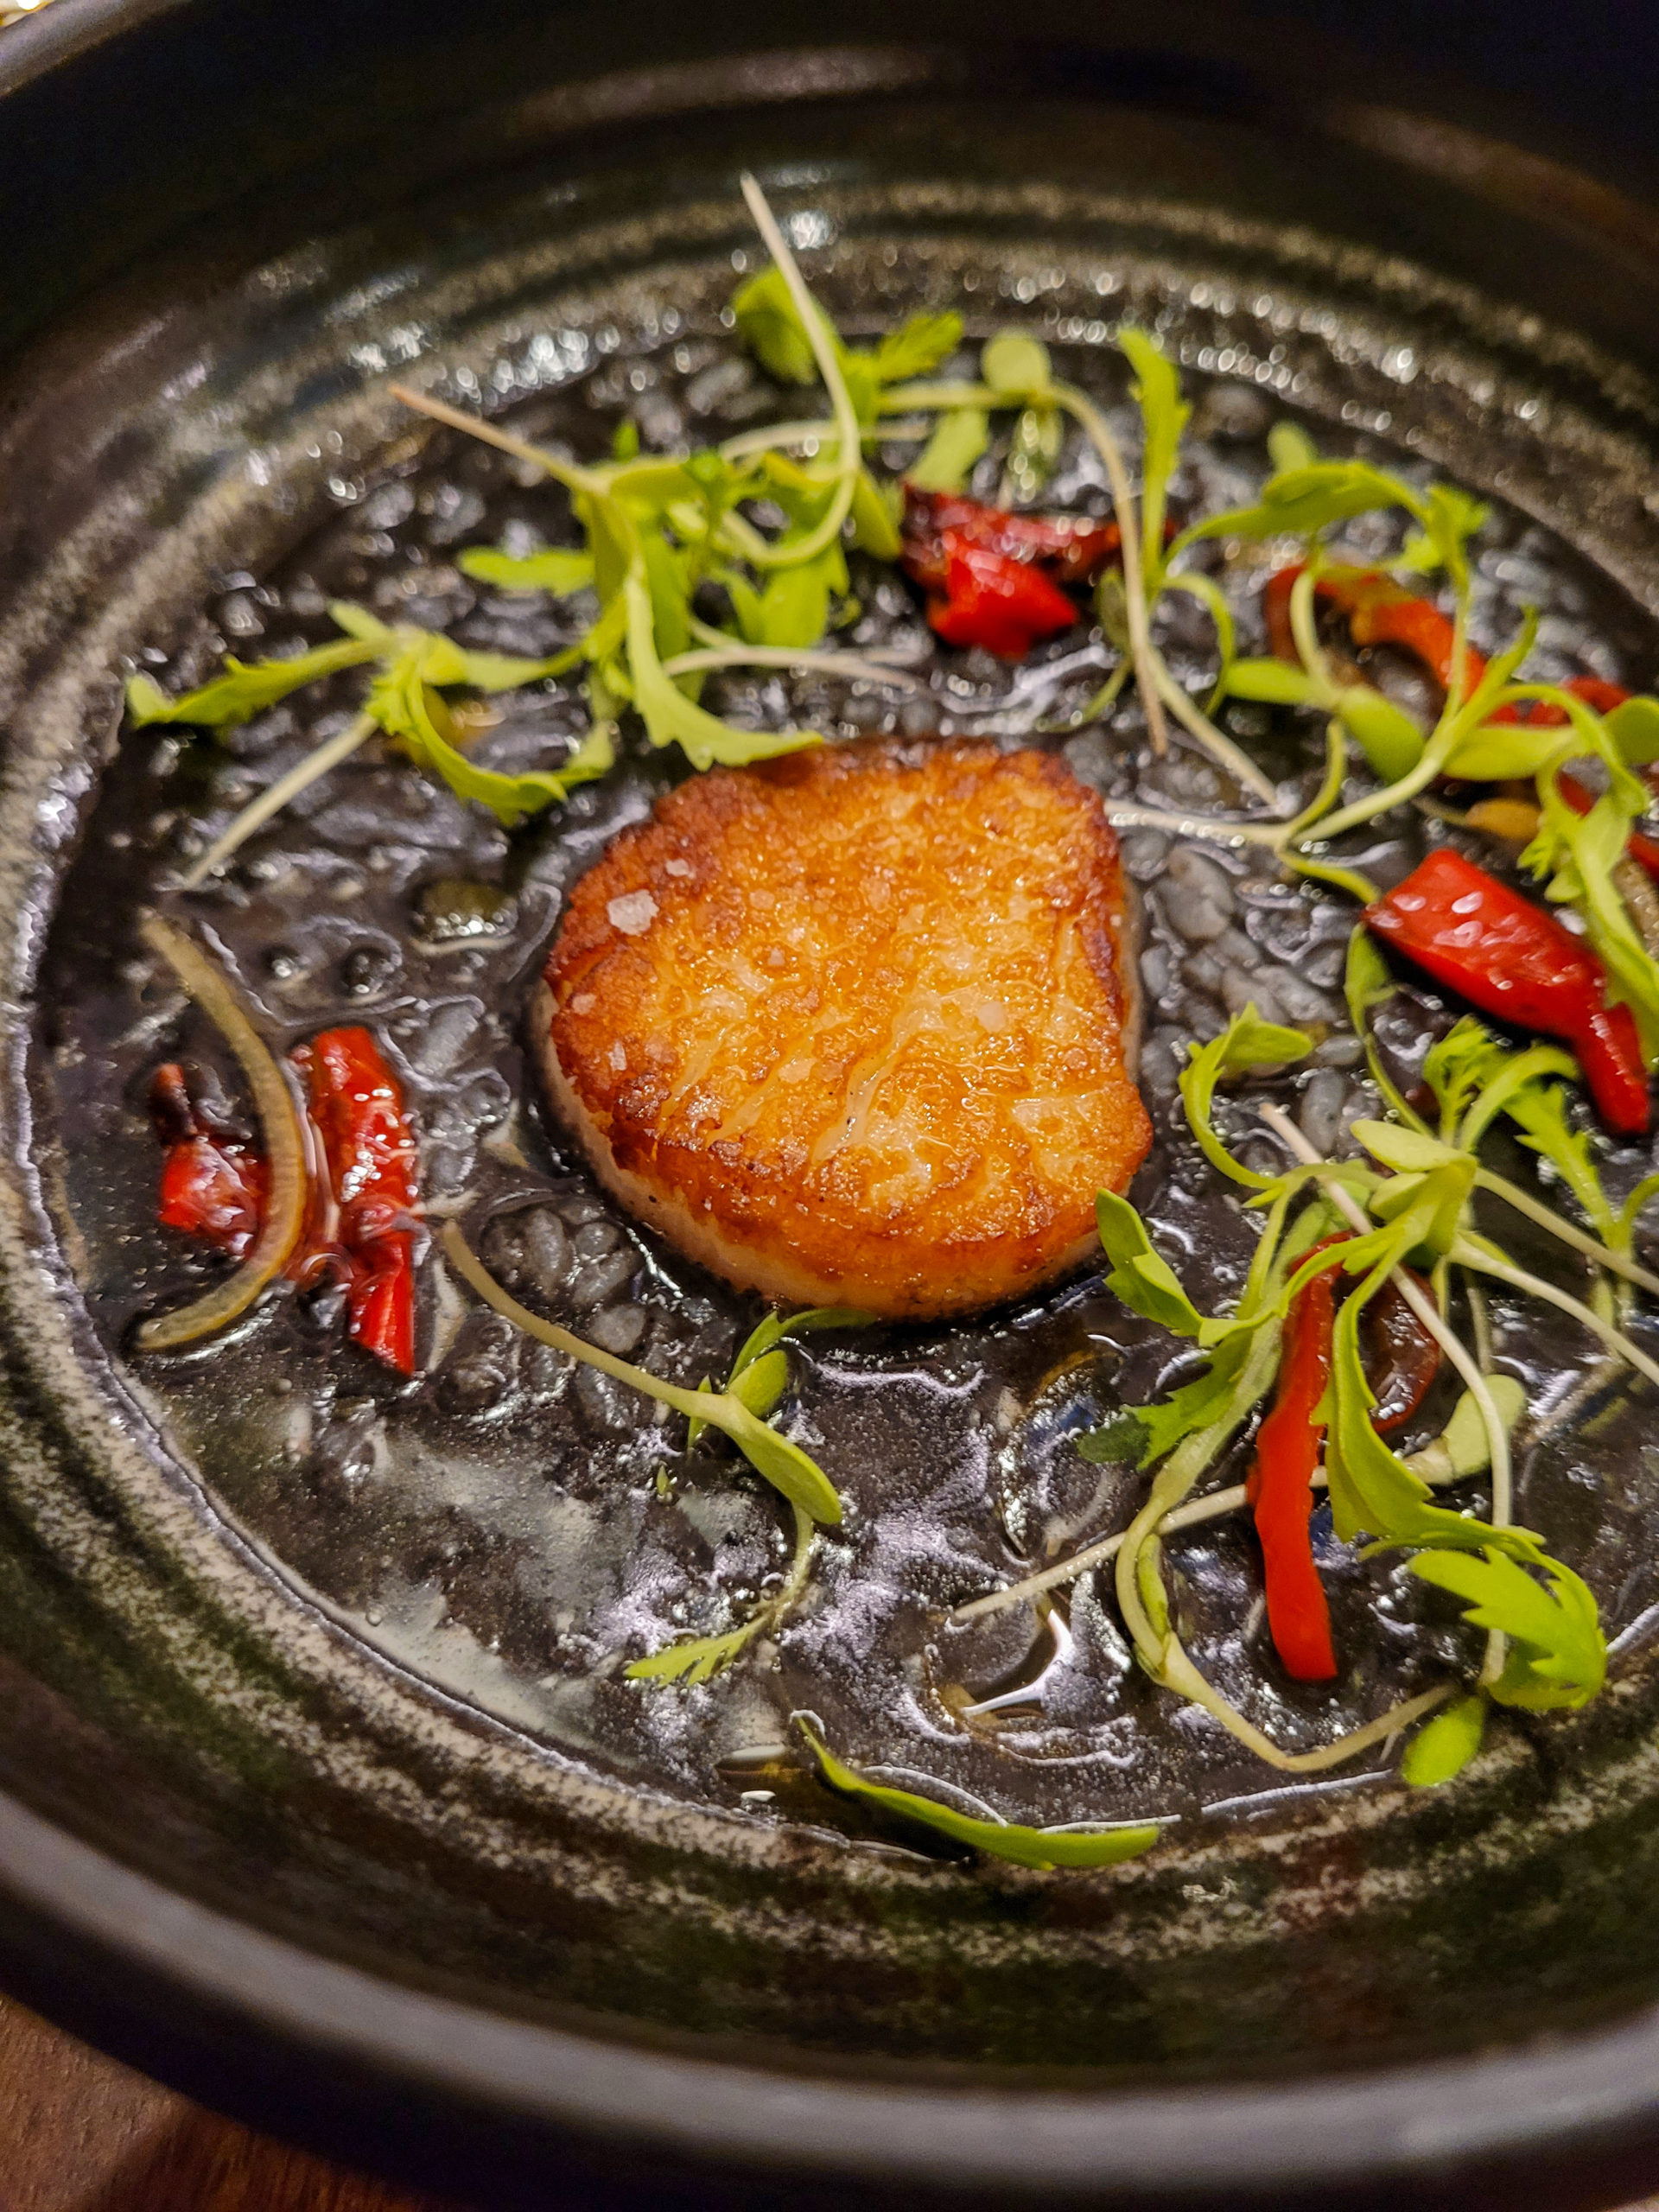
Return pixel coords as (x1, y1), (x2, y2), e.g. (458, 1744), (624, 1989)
(537, 736), (1149, 1320)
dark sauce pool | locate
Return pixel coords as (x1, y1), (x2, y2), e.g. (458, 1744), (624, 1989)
(29, 196), (1659, 1847)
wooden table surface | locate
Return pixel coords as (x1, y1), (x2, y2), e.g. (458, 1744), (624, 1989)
(1, 1984), (1657, 2212)
(0, 1994), (462, 2212)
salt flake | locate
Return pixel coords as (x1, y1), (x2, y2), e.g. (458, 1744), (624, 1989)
(607, 890), (658, 936)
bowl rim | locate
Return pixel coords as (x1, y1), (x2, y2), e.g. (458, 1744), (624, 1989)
(3, 1781), (1659, 2202)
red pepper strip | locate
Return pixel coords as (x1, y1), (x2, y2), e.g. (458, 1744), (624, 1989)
(1363, 1271), (1440, 1433)
(1246, 1241), (1341, 1682)
(900, 484), (1124, 589)
(1367, 848), (1650, 1135)
(922, 531), (1082, 659)
(293, 1027), (420, 1374)
(149, 1064), (269, 1260)
(1265, 563), (1488, 697)
(1489, 673), (1633, 727)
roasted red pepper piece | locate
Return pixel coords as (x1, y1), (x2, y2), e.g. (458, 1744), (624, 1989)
(1246, 1244), (1341, 1682)
(1362, 1272), (1441, 1433)
(1244, 1230), (1441, 1681)
(149, 1063), (269, 1260)
(921, 533), (1081, 658)
(901, 485), (1124, 589)
(293, 1027), (420, 1374)
(1367, 849), (1650, 1135)
(899, 485), (1127, 658)
(1489, 673), (1632, 727)
(1265, 563), (1487, 696)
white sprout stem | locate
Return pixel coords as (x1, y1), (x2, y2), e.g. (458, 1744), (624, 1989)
(1159, 1648), (1452, 1775)
(1147, 655), (1285, 810)
(950, 1421), (1484, 1627)
(660, 644), (923, 690)
(1048, 383), (1168, 759)
(1260, 1102), (1514, 1686)
(1103, 803), (1287, 849)
(181, 711), (378, 888)
(1475, 1170), (1659, 1298)
(1452, 1240), (1659, 1390)
(717, 415), (933, 463)
(387, 383), (602, 499)
(738, 173), (861, 567)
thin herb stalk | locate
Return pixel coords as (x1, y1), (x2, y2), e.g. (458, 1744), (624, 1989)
(181, 710), (378, 888)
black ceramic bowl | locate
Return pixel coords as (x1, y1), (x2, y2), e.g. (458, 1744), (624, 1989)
(8, 3), (1659, 2205)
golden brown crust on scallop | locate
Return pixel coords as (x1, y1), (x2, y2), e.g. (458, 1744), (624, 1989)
(539, 737), (1151, 1320)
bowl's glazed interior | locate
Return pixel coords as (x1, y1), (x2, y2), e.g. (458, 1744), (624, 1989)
(7, 7), (1659, 2204)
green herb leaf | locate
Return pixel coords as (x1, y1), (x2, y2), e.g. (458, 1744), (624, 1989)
(125, 635), (378, 732)
(1075, 1409), (1151, 1465)
(627, 1623), (765, 1686)
(1410, 1548), (1606, 1710)
(1224, 657), (1321, 706)
(1396, 483), (1488, 593)
(1119, 327), (1189, 578)
(732, 264), (830, 385)
(365, 648), (601, 826)
(1179, 1007), (1313, 1189)
(873, 310), (963, 383)
(981, 330), (1052, 395)
(1525, 747), (1659, 1060)
(1334, 686), (1426, 782)
(1184, 461), (1421, 550)
(1501, 1077), (1616, 1239)
(1003, 404), (1064, 505)
(849, 468), (903, 558)
(1267, 421), (1321, 475)
(1325, 1265), (1543, 1557)
(714, 1397), (842, 1524)
(628, 1500), (817, 1687)
(1096, 1191), (1209, 1338)
(690, 1303), (875, 1448)
(1407, 1377), (1525, 1485)
(623, 572), (821, 771)
(458, 545), (596, 595)
(796, 1719), (1160, 1870)
(1132, 1326), (1266, 1466)
(1606, 695), (1659, 767)
(1401, 1694), (1487, 1786)
(908, 407), (990, 494)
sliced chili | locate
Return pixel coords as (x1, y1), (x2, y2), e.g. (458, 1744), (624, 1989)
(149, 1063), (269, 1260)
(1247, 1243), (1340, 1682)
(1244, 1232), (1442, 1681)
(899, 485), (1128, 659)
(151, 1030), (421, 1372)
(293, 1027), (420, 1375)
(1264, 563), (1485, 696)
(901, 485), (1124, 589)
(1367, 848), (1650, 1135)
(919, 533), (1080, 658)
(1362, 1272), (1440, 1433)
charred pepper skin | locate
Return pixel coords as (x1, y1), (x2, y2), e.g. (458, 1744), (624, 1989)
(150, 1031), (421, 1372)
(295, 1027), (420, 1376)
(1264, 563), (1486, 697)
(1267, 563), (1659, 880)
(149, 1063), (269, 1260)
(1367, 849), (1651, 1136)
(899, 485), (1121, 659)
